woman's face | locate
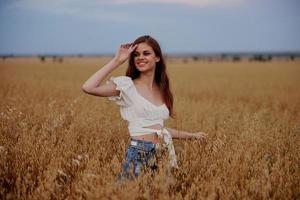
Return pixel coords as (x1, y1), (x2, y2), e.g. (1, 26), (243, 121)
(133, 42), (160, 73)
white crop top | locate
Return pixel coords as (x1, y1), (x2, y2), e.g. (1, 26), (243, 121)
(107, 76), (169, 137)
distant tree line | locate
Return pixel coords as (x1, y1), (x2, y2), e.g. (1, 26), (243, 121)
(175, 53), (299, 64)
(249, 54), (272, 62)
(38, 55), (64, 63)
(0, 53), (299, 63)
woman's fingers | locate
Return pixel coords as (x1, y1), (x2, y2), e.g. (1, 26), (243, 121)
(121, 43), (133, 48)
(120, 43), (137, 54)
(198, 132), (207, 138)
(202, 133), (208, 138)
(129, 44), (138, 52)
(196, 132), (208, 143)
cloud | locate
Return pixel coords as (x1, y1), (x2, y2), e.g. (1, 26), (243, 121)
(106, 0), (242, 7)
(11, 0), (242, 13)
(9, 0), (134, 23)
(9, 0), (242, 23)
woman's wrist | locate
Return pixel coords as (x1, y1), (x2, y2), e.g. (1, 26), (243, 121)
(180, 131), (195, 139)
(189, 132), (196, 139)
(111, 57), (123, 66)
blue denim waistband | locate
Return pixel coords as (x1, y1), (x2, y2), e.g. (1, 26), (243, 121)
(129, 138), (156, 151)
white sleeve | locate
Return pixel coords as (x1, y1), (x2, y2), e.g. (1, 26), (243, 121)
(107, 76), (134, 107)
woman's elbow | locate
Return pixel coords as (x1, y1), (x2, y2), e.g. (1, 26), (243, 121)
(81, 85), (107, 97)
(81, 84), (91, 94)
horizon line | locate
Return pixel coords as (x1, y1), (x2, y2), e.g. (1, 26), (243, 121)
(1, 50), (300, 57)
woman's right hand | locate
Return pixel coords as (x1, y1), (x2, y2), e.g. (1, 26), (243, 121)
(113, 43), (138, 65)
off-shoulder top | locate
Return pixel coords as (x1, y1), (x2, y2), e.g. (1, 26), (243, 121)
(107, 76), (169, 136)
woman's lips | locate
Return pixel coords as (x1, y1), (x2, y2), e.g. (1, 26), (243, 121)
(136, 61), (148, 66)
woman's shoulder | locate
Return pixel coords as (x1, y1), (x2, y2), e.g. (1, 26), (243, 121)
(108, 76), (134, 90)
(107, 76), (136, 106)
(110, 76), (133, 84)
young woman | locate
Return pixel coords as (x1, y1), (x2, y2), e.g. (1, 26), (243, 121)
(82, 35), (207, 180)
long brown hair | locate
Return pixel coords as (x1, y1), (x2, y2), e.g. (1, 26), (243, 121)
(126, 35), (175, 118)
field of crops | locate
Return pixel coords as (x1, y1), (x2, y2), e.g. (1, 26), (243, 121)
(0, 57), (299, 199)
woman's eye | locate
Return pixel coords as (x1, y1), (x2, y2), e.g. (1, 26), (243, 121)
(133, 52), (150, 57)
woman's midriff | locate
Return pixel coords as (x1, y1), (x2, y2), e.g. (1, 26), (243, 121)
(131, 124), (162, 144)
(131, 133), (159, 143)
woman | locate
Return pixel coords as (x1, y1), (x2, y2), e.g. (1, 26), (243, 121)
(82, 35), (207, 180)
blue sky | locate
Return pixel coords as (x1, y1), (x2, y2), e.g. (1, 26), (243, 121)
(0, 0), (299, 55)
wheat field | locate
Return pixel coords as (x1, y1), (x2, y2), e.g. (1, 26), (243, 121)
(0, 57), (299, 199)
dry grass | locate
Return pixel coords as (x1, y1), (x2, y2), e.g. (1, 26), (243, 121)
(0, 57), (299, 199)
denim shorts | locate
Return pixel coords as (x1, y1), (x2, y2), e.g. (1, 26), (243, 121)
(117, 138), (158, 181)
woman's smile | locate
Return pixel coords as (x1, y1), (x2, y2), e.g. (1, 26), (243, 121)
(136, 60), (148, 67)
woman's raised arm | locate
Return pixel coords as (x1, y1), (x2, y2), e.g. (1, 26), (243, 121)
(81, 43), (137, 97)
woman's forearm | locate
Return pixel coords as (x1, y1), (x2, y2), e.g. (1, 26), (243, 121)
(82, 58), (121, 90)
(82, 43), (137, 93)
(166, 128), (195, 139)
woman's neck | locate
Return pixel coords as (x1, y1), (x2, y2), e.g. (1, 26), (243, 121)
(137, 71), (156, 91)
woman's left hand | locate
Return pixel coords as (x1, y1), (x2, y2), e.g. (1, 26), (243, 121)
(192, 132), (208, 143)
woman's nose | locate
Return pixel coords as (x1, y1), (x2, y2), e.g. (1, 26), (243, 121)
(138, 54), (145, 59)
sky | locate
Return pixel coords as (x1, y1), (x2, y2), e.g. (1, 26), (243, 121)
(0, 0), (299, 55)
